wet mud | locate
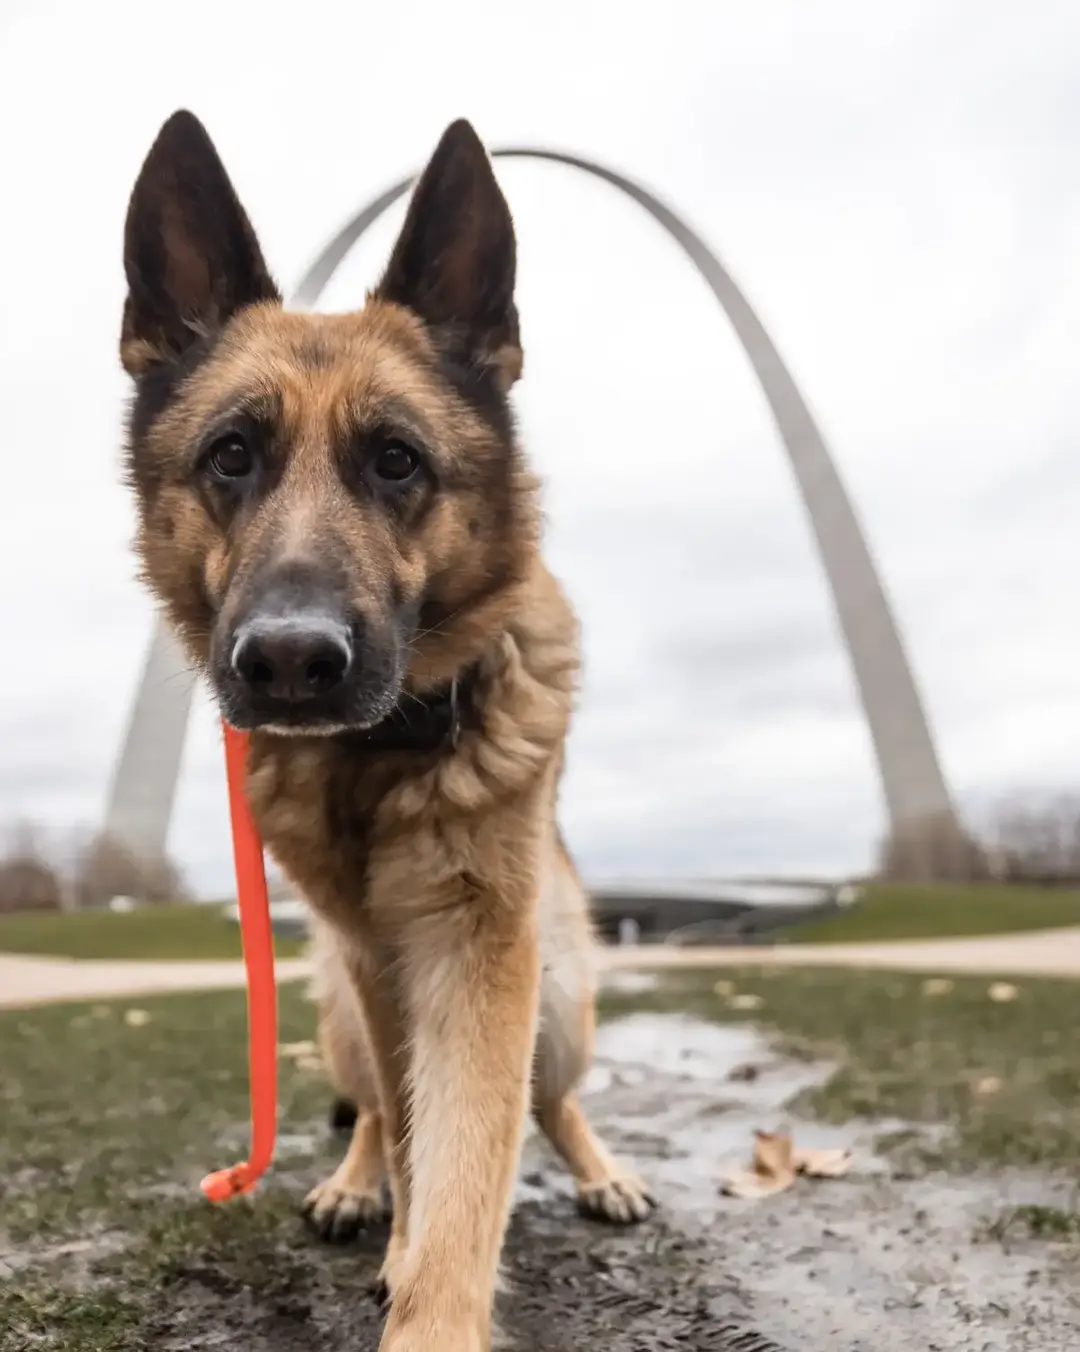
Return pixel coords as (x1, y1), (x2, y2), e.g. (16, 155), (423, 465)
(8, 1006), (1080, 1351)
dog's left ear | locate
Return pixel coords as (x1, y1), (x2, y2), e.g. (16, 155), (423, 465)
(121, 110), (280, 376)
(377, 120), (522, 389)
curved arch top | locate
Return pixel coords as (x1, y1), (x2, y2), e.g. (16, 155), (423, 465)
(107, 143), (960, 870)
(290, 146), (957, 833)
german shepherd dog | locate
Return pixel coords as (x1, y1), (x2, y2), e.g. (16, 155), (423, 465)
(119, 113), (653, 1349)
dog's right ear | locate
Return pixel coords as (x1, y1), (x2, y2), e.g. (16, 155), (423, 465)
(121, 110), (279, 377)
(376, 120), (522, 390)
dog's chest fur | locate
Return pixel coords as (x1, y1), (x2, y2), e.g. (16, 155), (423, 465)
(243, 565), (581, 938)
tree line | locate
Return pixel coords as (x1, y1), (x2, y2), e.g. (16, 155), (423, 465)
(0, 821), (188, 913)
(2, 790), (1079, 911)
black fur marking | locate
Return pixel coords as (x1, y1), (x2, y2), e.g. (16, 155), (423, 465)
(126, 332), (221, 496)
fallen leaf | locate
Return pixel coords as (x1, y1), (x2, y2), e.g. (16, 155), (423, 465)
(719, 1131), (796, 1198)
(279, 1040), (319, 1058)
(729, 993), (764, 1011)
(720, 1131), (852, 1198)
(123, 1009), (151, 1027)
(713, 980), (736, 998)
(988, 983), (1019, 1003)
(921, 978), (954, 997)
(974, 1076), (1002, 1097)
(794, 1145), (853, 1178)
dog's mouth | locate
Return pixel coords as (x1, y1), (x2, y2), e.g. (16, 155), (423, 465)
(210, 611), (408, 738)
(215, 680), (404, 738)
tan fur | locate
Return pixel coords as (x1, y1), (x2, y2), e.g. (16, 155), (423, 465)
(265, 564), (651, 1348)
(119, 111), (651, 1352)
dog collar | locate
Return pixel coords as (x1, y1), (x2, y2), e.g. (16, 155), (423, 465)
(347, 673), (466, 754)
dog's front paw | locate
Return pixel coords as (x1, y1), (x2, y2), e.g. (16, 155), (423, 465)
(303, 1174), (390, 1243)
(577, 1173), (655, 1224)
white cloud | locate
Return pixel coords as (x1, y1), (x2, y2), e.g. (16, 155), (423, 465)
(0, 0), (1077, 894)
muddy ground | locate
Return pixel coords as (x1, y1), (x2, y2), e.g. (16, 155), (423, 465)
(4, 970), (1080, 1350)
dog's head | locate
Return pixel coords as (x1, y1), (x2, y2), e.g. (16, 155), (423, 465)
(121, 112), (539, 735)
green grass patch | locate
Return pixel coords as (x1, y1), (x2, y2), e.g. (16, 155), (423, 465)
(777, 881), (1080, 944)
(979, 1203), (1080, 1244)
(0, 982), (380, 1349)
(6, 882), (1076, 965)
(0, 902), (305, 961)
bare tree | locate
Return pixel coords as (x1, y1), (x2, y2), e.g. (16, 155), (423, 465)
(984, 792), (1080, 884)
(0, 820), (64, 913)
(70, 830), (189, 908)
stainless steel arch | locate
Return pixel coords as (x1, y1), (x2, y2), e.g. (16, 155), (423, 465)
(106, 146), (961, 872)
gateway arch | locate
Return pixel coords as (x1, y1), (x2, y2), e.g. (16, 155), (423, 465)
(104, 147), (963, 876)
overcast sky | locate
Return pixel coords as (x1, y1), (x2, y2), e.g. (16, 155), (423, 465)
(0, 0), (1077, 895)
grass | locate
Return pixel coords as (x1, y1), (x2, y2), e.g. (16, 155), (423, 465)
(776, 881), (1080, 944)
(5, 965), (1080, 1345)
(0, 902), (305, 961)
(0, 982), (360, 1350)
(980, 1204), (1080, 1243)
(2, 883), (1077, 965)
(3, 883), (1079, 966)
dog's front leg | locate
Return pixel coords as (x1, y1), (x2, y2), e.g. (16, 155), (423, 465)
(347, 955), (414, 1296)
(380, 914), (540, 1352)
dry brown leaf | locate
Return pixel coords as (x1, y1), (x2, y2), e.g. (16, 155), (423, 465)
(988, 982), (1019, 1003)
(280, 1040), (319, 1059)
(720, 1130), (796, 1198)
(720, 1131), (852, 1198)
(921, 978), (954, 997)
(729, 994), (764, 1012)
(794, 1145), (853, 1178)
(974, 1075), (1003, 1097)
(123, 1009), (151, 1028)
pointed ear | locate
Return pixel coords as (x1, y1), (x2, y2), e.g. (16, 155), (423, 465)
(376, 120), (522, 389)
(120, 110), (279, 376)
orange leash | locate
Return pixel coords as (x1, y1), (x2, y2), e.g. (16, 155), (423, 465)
(200, 723), (278, 1202)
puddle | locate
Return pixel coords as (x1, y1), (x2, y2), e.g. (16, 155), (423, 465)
(516, 1012), (1080, 1350)
(520, 1012), (855, 1221)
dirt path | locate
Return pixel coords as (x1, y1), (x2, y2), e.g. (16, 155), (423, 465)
(0, 952), (312, 1009)
(605, 926), (1080, 977)
(5, 926), (1080, 1010)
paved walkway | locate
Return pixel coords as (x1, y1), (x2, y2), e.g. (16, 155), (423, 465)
(0, 953), (312, 1010)
(602, 927), (1080, 977)
(5, 927), (1080, 1010)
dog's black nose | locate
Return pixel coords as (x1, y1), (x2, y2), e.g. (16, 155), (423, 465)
(231, 616), (352, 703)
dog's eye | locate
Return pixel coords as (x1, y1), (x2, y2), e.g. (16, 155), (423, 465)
(208, 434), (254, 481)
(372, 441), (420, 484)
